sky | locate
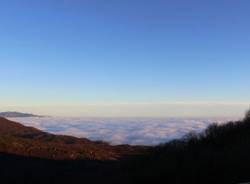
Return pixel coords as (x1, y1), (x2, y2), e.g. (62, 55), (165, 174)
(0, 0), (250, 117)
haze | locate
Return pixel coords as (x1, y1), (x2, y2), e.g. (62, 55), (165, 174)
(0, 0), (250, 117)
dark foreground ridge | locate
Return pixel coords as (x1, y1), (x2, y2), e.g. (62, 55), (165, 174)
(0, 117), (146, 160)
(1, 111), (250, 184)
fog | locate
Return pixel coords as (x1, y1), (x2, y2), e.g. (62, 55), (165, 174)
(9, 117), (239, 145)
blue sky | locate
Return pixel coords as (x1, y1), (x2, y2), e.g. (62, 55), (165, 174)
(0, 0), (250, 116)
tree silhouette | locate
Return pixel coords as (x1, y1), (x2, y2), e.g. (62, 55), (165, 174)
(244, 108), (250, 121)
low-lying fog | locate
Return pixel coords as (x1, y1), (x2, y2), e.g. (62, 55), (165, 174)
(9, 117), (239, 145)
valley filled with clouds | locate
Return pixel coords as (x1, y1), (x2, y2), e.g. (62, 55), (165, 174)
(9, 117), (239, 145)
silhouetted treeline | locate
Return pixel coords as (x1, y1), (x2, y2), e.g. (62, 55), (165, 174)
(123, 109), (250, 184)
(1, 110), (250, 183)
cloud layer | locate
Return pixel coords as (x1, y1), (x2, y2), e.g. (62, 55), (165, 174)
(9, 117), (238, 145)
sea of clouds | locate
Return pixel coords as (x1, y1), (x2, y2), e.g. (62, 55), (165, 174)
(9, 117), (239, 145)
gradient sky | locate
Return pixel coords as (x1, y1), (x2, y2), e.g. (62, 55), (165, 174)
(0, 0), (250, 117)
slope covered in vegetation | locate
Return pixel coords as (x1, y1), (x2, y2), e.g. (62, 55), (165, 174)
(0, 117), (145, 160)
(125, 110), (250, 184)
(1, 111), (250, 184)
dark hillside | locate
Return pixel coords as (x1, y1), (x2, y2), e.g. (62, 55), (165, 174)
(0, 117), (146, 160)
(1, 111), (250, 183)
(124, 110), (250, 184)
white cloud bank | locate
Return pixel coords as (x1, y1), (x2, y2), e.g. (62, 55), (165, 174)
(9, 117), (240, 145)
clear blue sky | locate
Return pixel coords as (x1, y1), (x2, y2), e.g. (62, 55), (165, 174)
(0, 0), (250, 116)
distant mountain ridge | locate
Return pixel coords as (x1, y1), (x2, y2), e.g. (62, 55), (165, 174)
(0, 111), (42, 118)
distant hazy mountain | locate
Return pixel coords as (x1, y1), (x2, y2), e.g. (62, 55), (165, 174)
(0, 111), (42, 118)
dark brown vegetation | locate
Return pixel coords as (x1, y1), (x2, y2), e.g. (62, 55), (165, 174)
(0, 117), (145, 160)
(1, 110), (250, 184)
